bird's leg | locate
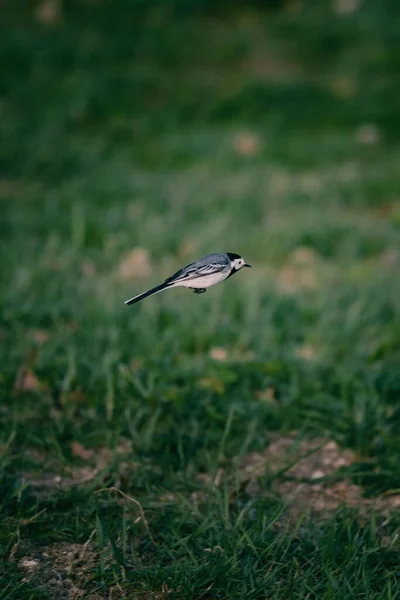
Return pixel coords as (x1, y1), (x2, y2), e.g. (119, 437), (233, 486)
(192, 288), (206, 294)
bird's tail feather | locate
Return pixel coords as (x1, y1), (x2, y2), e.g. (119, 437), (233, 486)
(124, 283), (169, 306)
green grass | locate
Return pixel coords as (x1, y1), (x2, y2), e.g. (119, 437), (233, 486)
(1, 1), (400, 598)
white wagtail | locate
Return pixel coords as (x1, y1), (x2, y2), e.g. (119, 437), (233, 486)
(124, 252), (251, 306)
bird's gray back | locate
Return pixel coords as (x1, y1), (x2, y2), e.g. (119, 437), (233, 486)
(194, 253), (229, 268)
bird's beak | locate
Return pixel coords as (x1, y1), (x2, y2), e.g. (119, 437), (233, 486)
(244, 263), (252, 268)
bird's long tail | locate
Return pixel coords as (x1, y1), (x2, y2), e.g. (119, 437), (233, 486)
(124, 282), (169, 306)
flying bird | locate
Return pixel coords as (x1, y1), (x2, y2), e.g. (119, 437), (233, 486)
(124, 252), (251, 306)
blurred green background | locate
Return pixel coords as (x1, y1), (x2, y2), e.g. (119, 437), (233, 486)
(1, 0), (400, 598)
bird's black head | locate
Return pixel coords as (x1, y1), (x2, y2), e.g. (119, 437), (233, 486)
(226, 253), (241, 261)
(226, 253), (252, 271)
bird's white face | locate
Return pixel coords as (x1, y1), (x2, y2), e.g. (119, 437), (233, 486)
(232, 257), (249, 271)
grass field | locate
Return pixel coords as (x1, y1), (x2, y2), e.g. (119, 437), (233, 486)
(1, 1), (400, 598)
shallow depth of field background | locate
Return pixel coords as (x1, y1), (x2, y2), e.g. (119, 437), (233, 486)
(1, 1), (400, 598)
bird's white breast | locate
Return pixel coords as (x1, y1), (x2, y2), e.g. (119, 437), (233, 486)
(172, 270), (230, 289)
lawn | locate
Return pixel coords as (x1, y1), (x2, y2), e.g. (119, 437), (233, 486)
(1, 0), (400, 598)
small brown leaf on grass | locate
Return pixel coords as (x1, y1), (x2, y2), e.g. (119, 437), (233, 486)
(35, 0), (61, 25)
(214, 468), (224, 486)
(31, 329), (50, 345)
(334, 0), (362, 15)
(209, 346), (255, 363)
(15, 367), (47, 393)
(71, 441), (94, 461)
(233, 131), (261, 156)
(115, 438), (133, 455)
(117, 247), (152, 281)
(255, 387), (276, 403)
(355, 123), (381, 145)
(294, 344), (318, 361)
(19, 558), (40, 571)
(196, 472), (213, 484)
(204, 546), (224, 553)
(209, 347), (228, 362)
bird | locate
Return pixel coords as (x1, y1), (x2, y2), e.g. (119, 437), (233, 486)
(124, 252), (251, 306)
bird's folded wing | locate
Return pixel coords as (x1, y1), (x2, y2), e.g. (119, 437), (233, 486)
(165, 260), (227, 284)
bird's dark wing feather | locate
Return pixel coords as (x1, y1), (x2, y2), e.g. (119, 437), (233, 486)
(164, 253), (229, 284)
